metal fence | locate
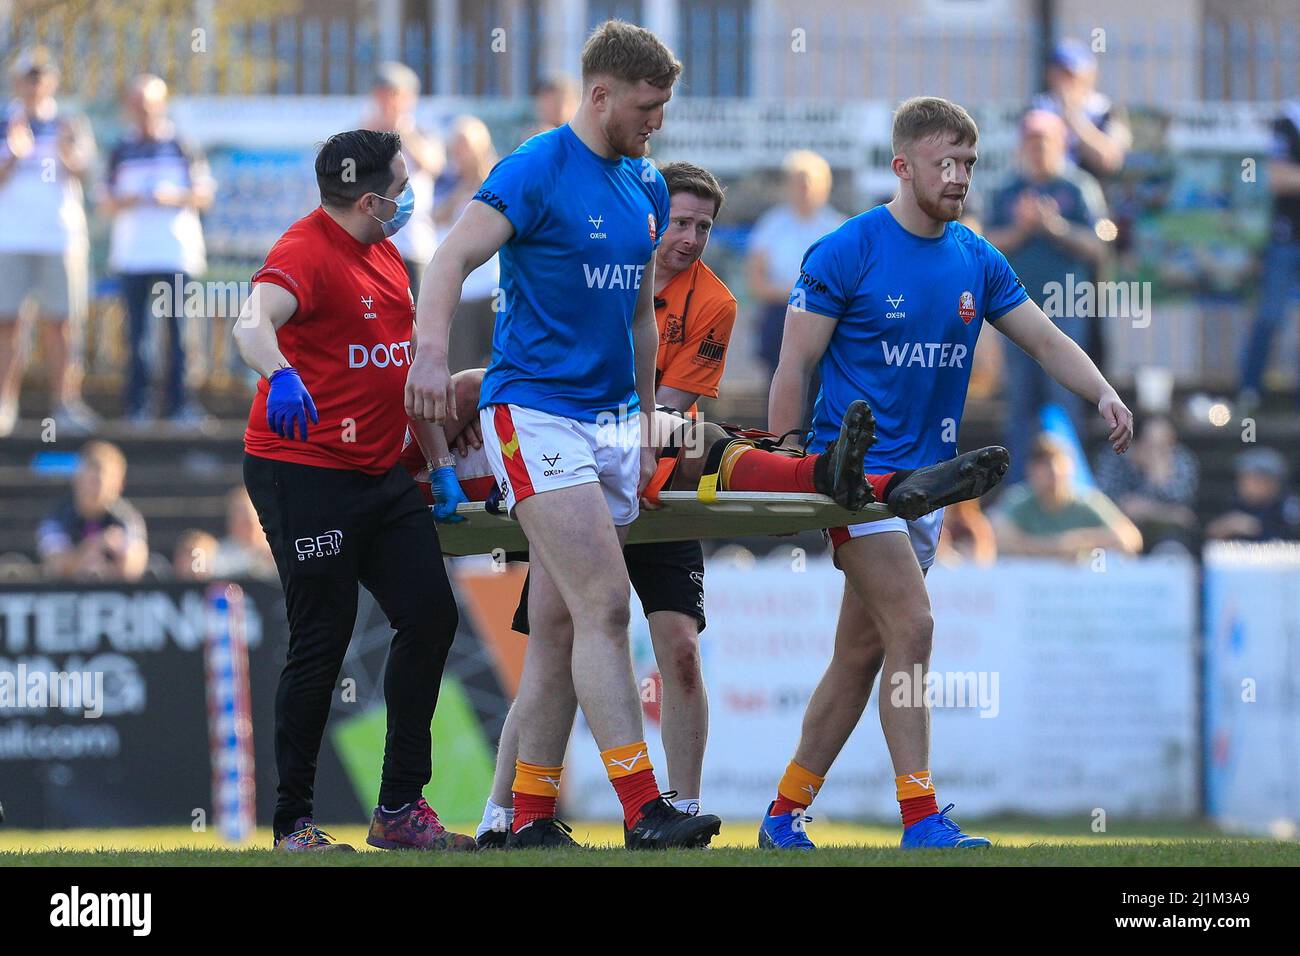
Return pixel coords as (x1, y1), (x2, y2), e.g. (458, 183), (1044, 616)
(3, 7), (1298, 105)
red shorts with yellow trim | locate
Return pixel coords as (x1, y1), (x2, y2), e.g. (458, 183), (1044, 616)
(480, 403), (641, 526)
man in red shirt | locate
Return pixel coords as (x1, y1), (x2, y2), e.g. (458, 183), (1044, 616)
(232, 129), (473, 852)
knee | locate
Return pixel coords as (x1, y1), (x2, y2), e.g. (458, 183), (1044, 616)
(890, 606), (934, 661)
(529, 601), (574, 643)
(581, 589), (631, 637)
(599, 598), (632, 636)
(399, 592), (459, 649)
(658, 625), (702, 690)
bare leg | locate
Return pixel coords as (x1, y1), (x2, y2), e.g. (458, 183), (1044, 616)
(791, 531), (932, 776)
(488, 562), (576, 805)
(647, 610), (707, 799)
(512, 483), (640, 758)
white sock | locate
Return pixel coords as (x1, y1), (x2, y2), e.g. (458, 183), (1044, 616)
(476, 798), (513, 839)
(672, 797), (701, 816)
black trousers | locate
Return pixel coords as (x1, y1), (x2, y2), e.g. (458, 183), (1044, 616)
(244, 454), (458, 835)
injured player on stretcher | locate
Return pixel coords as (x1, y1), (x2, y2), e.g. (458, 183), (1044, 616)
(398, 368), (1010, 545)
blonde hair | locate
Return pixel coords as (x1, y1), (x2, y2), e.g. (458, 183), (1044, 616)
(581, 20), (681, 89)
(782, 149), (832, 202)
(892, 96), (979, 155)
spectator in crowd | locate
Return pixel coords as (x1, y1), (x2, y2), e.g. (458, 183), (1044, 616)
(361, 61), (443, 296)
(747, 149), (846, 377)
(1206, 447), (1300, 542)
(520, 74), (579, 143)
(433, 115), (500, 372)
(1238, 101), (1300, 413)
(992, 434), (1142, 559)
(1031, 38), (1131, 178)
(0, 47), (98, 437)
(173, 528), (219, 581)
(985, 109), (1111, 481)
(936, 498), (998, 566)
(1094, 413), (1199, 551)
(102, 73), (214, 426)
(36, 440), (149, 581)
(213, 486), (277, 579)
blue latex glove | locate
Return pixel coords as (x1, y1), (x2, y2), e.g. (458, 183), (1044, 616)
(430, 465), (468, 523)
(266, 367), (318, 441)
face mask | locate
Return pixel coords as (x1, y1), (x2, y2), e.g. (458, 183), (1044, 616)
(368, 182), (415, 237)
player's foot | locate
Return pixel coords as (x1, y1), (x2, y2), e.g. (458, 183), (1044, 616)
(476, 828), (509, 850)
(366, 797), (477, 851)
(758, 802), (816, 850)
(887, 446), (1009, 521)
(505, 818), (579, 849)
(813, 399), (876, 510)
(900, 803), (991, 849)
(624, 794), (722, 849)
(274, 818), (355, 852)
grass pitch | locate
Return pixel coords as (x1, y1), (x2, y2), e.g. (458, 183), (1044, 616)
(2, 817), (1295, 866)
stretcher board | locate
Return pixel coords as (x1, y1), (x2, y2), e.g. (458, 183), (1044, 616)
(435, 491), (893, 556)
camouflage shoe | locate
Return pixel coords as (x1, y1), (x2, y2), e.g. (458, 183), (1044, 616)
(366, 797), (477, 851)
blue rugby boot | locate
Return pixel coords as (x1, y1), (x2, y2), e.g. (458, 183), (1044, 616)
(900, 803), (991, 849)
(758, 802), (816, 850)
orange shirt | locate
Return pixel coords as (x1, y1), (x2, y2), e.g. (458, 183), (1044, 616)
(653, 259), (737, 410)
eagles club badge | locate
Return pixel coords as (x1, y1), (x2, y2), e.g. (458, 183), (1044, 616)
(958, 290), (976, 324)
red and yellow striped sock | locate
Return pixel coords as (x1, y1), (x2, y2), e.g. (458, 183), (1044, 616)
(511, 760), (563, 833)
(770, 760), (825, 816)
(896, 769), (939, 828)
(721, 445), (818, 494)
(601, 741), (660, 828)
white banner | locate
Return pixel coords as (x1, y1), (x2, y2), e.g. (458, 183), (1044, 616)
(563, 556), (1197, 822)
(1204, 543), (1300, 836)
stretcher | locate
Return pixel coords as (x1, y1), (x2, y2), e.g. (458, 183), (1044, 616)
(435, 491), (893, 556)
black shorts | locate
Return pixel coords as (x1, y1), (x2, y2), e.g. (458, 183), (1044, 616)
(511, 538), (706, 635)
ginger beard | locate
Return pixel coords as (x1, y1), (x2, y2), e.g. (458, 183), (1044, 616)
(596, 77), (671, 158)
(901, 135), (976, 223)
